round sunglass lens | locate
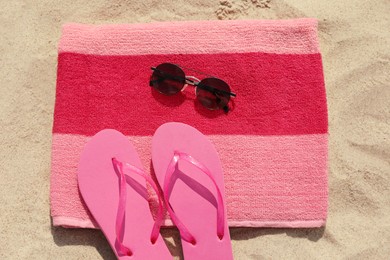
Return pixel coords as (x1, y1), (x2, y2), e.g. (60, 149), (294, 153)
(151, 63), (185, 95)
(196, 78), (231, 110)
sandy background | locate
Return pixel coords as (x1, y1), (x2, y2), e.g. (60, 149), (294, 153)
(1, 0), (389, 259)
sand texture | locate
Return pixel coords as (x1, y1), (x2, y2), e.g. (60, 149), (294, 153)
(0, 0), (389, 259)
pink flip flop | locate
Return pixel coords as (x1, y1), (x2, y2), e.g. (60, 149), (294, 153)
(152, 122), (233, 260)
(78, 129), (172, 259)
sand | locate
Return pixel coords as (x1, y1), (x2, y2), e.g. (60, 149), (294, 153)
(0, 0), (389, 259)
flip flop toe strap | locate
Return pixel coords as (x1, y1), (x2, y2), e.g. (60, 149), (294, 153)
(112, 158), (164, 256)
(163, 151), (225, 244)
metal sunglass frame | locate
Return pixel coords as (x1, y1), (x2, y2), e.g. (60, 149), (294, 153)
(149, 63), (236, 112)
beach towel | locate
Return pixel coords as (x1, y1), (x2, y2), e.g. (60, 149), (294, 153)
(50, 18), (328, 228)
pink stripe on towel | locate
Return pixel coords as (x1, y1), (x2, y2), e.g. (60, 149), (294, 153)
(51, 133), (327, 228)
(59, 19), (319, 55)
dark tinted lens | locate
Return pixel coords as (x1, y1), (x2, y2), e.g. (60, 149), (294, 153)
(151, 63), (185, 95)
(196, 78), (231, 110)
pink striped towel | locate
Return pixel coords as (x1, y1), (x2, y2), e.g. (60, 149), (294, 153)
(50, 18), (328, 228)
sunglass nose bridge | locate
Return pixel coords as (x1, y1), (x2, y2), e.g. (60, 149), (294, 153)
(182, 76), (201, 93)
(185, 76), (201, 85)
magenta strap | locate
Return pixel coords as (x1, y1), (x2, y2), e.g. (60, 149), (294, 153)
(112, 158), (164, 256)
(163, 151), (225, 244)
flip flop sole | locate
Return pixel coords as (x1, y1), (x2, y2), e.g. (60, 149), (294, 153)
(152, 122), (233, 260)
(78, 129), (172, 259)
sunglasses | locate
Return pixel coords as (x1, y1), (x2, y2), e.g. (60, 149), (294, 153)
(149, 63), (236, 112)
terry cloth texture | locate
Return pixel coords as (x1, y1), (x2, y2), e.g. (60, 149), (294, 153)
(50, 18), (328, 228)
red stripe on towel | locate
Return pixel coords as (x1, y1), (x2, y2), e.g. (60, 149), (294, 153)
(53, 52), (327, 136)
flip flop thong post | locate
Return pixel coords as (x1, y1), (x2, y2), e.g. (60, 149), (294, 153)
(152, 122), (233, 260)
(78, 129), (172, 259)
